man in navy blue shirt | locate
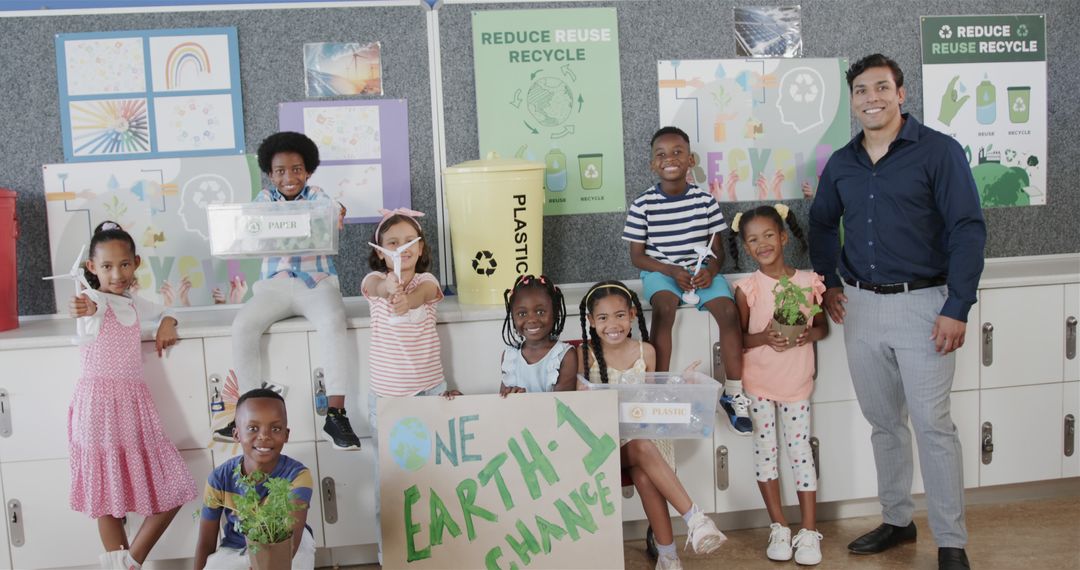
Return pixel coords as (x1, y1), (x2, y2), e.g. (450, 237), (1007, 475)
(810, 54), (985, 570)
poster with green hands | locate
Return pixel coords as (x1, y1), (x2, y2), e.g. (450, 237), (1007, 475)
(473, 8), (625, 215)
(921, 14), (1047, 207)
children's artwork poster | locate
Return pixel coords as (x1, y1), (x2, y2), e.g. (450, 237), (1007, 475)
(921, 14), (1047, 207)
(303, 41), (384, 97)
(377, 391), (624, 569)
(56, 27), (245, 162)
(658, 59), (849, 202)
(733, 6), (803, 58)
(473, 8), (625, 216)
(43, 155), (262, 310)
(279, 99), (410, 223)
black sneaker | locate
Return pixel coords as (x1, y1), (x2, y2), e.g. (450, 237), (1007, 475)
(212, 420), (236, 443)
(323, 408), (362, 450)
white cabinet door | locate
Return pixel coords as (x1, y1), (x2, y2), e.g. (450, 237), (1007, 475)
(204, 333), (316, 443)
(1066, 284), (1078, 382)
(127, 449), (213, 562)
(141, 339), (210, 451)
(210, 442), (326, 548)
(0, 345), (81, 462)
(980, 286), (1064, 389)
(1064, 382), (1079, 478)
(811, 322), (856, 403)
(980, 384), (1062, 486)
(2, 458), (101, 569)
(0, 478), (10, 570)
(952, 317), (981, 392)
(317, 440), (378, 548)
(438, 321), (503, 396)
(810, 400), (878, 503)
(310, 329), (373, 437)
(713, 424), (770, 513)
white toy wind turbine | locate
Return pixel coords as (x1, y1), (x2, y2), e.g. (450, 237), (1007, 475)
(43, 244), (94, 343)
(368, 237), (423, 324)
(682, 234), (717, 305)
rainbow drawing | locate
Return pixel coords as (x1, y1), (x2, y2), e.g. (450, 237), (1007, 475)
(165, 42), (211, 89)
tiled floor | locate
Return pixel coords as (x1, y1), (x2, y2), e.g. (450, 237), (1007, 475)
(342, 495), (1080, 569)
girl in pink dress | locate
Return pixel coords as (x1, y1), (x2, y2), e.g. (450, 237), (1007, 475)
(67, 221), (197, 570)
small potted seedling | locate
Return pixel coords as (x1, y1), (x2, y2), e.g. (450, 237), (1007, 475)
(771, 275), (822, 346)
(232, 465), (304, 570)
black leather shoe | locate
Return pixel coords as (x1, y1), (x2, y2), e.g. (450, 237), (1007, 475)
(938, 547), (970, 569)
(847, 522), (917, 554)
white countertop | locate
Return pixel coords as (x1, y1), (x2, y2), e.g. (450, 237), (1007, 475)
(2, 253), (1076, 351)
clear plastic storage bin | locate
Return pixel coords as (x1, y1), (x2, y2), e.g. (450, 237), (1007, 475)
(578, 371), (721, 440)
(207, 200), (338, 258)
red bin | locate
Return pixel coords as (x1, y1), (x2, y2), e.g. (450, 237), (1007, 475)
(0, 188), (18, 331)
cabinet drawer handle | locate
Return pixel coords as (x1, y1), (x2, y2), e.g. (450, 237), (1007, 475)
(1066, 414), (1076, 458)
(715, 445), (729, 491)
(322, 476), (338, 524)
(981, 422), (994, 465)
(1067, 316), (1077, 360)
(810, 436), (820, 481)
(0, 389), (11, 438)
(7, 499), (23, 547)
(712, 342), (727, 383)
(981, 323), (994, 367)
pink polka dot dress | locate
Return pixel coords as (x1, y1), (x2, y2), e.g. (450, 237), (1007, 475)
(68, 296), (197, 519)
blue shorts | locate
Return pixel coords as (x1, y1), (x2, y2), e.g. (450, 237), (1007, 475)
(641, 270), (734, 311)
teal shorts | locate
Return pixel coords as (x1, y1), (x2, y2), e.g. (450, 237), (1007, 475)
(641, 270), (734, 311)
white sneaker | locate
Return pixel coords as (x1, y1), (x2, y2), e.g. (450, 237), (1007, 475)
(684, 511), (727, 555)
(793, 528), (823, 565)
(655, 554), (683, 570)
(766, 522), (793, 561)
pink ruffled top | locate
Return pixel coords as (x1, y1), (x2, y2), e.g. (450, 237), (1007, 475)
(734, 269), (825, 402)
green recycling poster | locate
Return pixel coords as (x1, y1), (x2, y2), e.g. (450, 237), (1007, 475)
(473, 8), (625, 216)
(921, 14), (1047, 207)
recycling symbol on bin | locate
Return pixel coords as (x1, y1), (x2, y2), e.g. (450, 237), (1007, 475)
(472, 250), (497, 276)
(583, 164), (600, 179)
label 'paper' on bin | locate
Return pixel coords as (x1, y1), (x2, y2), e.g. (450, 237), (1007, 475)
(239, 213), (310, 239)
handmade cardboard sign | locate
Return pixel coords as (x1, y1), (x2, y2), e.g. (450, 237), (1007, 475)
(377, 391), (624, 569)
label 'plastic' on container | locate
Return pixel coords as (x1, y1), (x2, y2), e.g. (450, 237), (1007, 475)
(620, 403), (692, 424)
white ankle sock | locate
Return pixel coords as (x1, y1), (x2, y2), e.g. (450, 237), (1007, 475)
(681, 503), (703, 524)
(657, 540), (677, 559)
(724, 379), (743, 397)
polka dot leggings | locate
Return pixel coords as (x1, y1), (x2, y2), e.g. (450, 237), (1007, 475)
(748, 393), (817, 491)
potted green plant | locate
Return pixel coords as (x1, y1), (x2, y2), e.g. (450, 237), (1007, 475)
(231, 465), (304, 570)
(771, 275), (822, 345)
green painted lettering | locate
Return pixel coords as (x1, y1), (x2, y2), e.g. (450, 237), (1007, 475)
(460, 414), (482, 462)
(435, 418), (458, 466)
(554, 489), (598, 540)
(505, 519), (541, 566)
(478, 452), (515, 510)
(404, 485), (431, 561)
(555, 398), (616, 475)
(429, 488), (462, 546)
(579, 481), (597, 505)
(456, 477), (498, 541)
(534, 515), (568, 553)
(595, 472), (616, 516)
(485, 546), (508, 570)
(508, 429), (560, 500)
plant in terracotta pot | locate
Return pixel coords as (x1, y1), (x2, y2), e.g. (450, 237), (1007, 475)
(232, 464), (304, 570)
(771, 275), (822, 345)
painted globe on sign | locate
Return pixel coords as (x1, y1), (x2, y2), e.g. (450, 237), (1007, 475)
(527, 77), (574, 127)
(388, 417), (431, 472)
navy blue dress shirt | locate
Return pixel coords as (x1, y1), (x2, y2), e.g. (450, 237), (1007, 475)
(809, 114), (986, 322)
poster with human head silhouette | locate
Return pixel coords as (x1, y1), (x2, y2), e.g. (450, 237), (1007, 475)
(657, 58), (849, 202)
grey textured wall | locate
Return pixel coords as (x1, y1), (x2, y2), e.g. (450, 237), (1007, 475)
(4, 0), (1078, 315)
(1, 5), (434, 315)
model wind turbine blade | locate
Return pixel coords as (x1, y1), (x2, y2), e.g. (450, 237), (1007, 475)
(42, 244), (91, 342)
(368, 237), (422, 283)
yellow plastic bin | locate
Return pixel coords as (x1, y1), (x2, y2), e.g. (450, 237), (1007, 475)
(443, 153), (544, 304)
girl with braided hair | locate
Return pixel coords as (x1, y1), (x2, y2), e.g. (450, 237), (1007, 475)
(498, 274), (577, 395)
(577, 280), (727, 570)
